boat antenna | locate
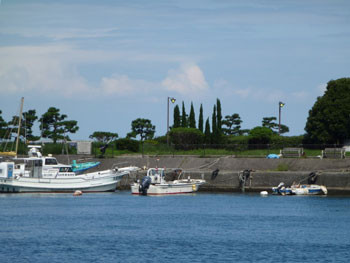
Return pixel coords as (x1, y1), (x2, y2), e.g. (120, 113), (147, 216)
(15, 97), (24, 157)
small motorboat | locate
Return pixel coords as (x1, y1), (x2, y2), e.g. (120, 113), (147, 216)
(131, 168), (206, 196)
(291, 184), (328, 195)
(272, 182), (327, 195)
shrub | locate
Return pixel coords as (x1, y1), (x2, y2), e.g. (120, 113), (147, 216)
(115, 138), (139, 152)
(169, 127), (204, 150)
(248, 126), (274, 146)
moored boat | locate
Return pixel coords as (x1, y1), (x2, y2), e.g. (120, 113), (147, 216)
(272, 182), (327, 195)
(131, 168), (206, 196)
(0, 158), (138, 193)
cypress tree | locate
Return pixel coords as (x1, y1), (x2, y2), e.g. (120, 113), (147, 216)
(181, 101), (187, 128)
(212, 105), (217, 144)
(216, 98), (222, 134)
(198, 104), (203, 133)
(204, 118), (211, 144)
(189, 102), (196, 128)
(173, 105), (181, 128)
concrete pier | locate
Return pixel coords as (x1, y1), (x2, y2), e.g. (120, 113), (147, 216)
(57, 155), (350, 194)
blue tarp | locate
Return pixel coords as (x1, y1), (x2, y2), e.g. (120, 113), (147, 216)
(266, 154), (280, 159)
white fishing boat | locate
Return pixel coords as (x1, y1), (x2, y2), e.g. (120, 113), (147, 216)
(131, 168), (206, 195)
(0, 157), (138, 193)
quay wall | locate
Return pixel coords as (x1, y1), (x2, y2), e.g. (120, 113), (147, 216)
(56, 155), (350, 193)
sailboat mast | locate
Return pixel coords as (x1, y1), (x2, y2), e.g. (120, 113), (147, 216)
(15, 97), (24, 156)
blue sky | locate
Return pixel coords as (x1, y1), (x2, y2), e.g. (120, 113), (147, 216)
(1, 0), (349, 140)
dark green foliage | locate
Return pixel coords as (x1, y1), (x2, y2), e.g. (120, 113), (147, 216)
(262, 116), (289, 134)
(198, 104), (204, 133)
(222, 113), (242, 135)
(189, 102), (196, 128)
(305, 78), (350, 144)
(169, 127), (204, 149)
(225, 135), (250, 151)
(0, 110), (7, 140)
(40, 107), (79, 143)
(41, 143), (77, 155)
(204, 118), (211, 144)
(216, 98), (222, 135)
(173, 105), (181, 128)
(115, 138), (139, 152)
(211, 105), (217, 143)
(270, 135), (303, 148)
(127, 118), (155, 141)
(248, 126), (274, 145)
(89, 131), (118, 143)
(22, 110), (39, 141)
(181, 101), (187, 128)
(153, 136), (167, 144)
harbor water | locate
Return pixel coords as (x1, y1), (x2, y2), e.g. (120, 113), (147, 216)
(1, 192), (350, 262)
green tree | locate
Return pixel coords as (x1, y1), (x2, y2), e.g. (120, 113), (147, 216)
(189, 102), (196, 128)
(127, 118), (155, 155)
(249, 126), (274, 145)
(173, 105), (181, 128)
(0, 110), (7, 140)
(262, 117), (289, 134)
(216, 98), (222, 135)
(198, 104), (204, 133)
(40, 107), (79, 144)
(211, 105), (217, 144)
(89, 131), (119, 143)
(204, 118), (211, 144)
(222, 113), (243, 135)
(305, 78), (350, 144)
(22, 110), (39, 142)
(169, 127), (203, 150)
(181, 101), (187, 128)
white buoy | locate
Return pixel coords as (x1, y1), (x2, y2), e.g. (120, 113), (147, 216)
(260, 191), (268, 196)
(73, 190), (83, 196)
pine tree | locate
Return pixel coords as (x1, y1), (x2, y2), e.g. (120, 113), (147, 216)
(173, 105), (181, 128)
(181, 101), (187, 128)
(198, 104), (203, 133)
(189, 102), (196, 128)
(204, 118), (211, 144)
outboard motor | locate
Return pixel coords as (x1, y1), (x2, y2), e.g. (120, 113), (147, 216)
(139, 176), (151, 195)
(307, 172), (318, 184)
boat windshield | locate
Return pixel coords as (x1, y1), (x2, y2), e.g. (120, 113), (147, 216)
(45, 158), (58, 165)
(149, 169), (164, 176)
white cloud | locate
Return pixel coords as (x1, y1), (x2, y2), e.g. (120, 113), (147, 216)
(0, 45), (92, 97)
(162, 63), (209, 97)
(100, 74), (156, 96)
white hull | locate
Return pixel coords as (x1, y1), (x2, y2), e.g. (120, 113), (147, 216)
(131, 180), (205, 195)
(0, 170), (127, 193)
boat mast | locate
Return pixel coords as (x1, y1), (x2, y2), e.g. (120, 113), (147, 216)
(15, 97), (24, 156)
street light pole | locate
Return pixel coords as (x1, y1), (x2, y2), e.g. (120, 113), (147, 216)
(278, 101), (285, 135)
(167, 97), (176, 145)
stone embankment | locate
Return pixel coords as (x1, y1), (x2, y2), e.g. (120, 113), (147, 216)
(56, 155), (350, 194)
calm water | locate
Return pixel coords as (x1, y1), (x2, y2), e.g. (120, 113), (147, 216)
(0, 191), (350, 263)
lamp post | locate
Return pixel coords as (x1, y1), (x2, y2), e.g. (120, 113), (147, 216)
(167, 97), (176, 145)
(278, 101), (285, 135)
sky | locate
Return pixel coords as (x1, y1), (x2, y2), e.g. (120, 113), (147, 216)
(1, 0), (350, 140)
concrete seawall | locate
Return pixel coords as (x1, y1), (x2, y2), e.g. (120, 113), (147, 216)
(57, 155), (350, 194)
